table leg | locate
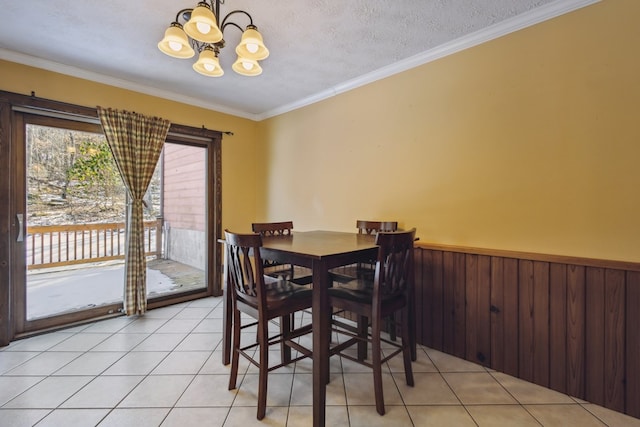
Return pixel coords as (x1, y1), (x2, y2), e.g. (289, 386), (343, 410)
(312, 260), (328, 427)
(223, 278), (232, 365)
(409, 285), (416, 361)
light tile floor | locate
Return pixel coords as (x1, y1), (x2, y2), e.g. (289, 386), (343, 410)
(1, 296), (639, 427)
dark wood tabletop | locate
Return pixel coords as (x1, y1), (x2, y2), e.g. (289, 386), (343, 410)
(259, 230), (378, 266)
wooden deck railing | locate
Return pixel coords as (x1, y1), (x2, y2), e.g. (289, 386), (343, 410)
(26, 219), (163, 270)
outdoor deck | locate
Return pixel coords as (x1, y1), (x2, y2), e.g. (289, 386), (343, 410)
(27, 259), (205, 320)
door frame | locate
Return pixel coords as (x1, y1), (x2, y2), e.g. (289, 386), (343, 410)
(0, 90), (223, 344)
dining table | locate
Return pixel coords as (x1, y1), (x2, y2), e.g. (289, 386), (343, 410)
(221, 230), (380, 427)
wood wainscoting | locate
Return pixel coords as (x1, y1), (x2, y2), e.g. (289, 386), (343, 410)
(414, 243), (640, 419)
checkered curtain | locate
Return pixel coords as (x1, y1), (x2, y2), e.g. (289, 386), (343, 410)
(97, 107), (170, 316)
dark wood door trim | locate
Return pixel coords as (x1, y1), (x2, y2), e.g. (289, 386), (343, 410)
(0, 90), (224, 342)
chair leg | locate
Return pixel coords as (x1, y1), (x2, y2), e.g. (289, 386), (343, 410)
(371, 313), (385, 415)
(386, 314), (397, 341)
(280, 315), (292, 364)
(257, 318), (269, 420)
(228, 307), (241, 391)
(357, 315), (368, 361)
(402, 308), (414, 387)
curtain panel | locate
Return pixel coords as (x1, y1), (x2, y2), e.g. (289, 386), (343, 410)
(97, 107), (170, 315)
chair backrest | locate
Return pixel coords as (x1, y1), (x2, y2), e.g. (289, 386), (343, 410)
(252, 221), (294, 236)
(224, 229), (266, 306)
(251, 222), (295, 271)
(356, 220), (398, 235)
(374, 228), (416, 298)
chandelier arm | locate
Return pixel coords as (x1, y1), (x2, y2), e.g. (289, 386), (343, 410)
(190, 39), (208, 53)
(213, 0), (221, 26)
(221, 22), (244, 34)
(220, 10), (254, 30)
(175, 8), (194, 24)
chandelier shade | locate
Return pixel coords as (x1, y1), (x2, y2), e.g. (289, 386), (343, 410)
(158, 0), (268, 77)
(157, 24), (195, 59)
(235, 25), (269, 60)
(183, 2), (223, 43)
(232, 56), (262, 76)
(193, 46), (224, 76)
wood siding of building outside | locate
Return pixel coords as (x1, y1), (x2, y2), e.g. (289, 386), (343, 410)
(414, 243), (640, 420)
(163, 143), (206, 232)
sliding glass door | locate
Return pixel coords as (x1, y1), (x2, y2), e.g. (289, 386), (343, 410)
(9, 108), (220, 336)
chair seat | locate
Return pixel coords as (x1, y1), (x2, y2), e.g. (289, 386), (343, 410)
(267, 268), (314, 286)
(238, 275), (312, 311)
(329, 266), (374, 284)
(328, 278), (404, 308)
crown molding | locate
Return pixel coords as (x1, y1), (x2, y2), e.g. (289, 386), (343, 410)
(257, 0), (600, 121)
(0, 48), (260, 121)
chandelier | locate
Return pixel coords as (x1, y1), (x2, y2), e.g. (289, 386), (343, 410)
(158, 0), (269, 77)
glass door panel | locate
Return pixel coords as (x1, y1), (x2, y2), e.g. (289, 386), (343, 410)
(146, 143), (207, 298)
(25, 120), (125, 320)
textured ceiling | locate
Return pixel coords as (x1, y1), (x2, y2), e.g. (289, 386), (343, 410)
(0, 0), (596, 120)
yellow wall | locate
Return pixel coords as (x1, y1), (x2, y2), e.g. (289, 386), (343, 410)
(2, 0), (639, 262)
(258, 0), (640, 263)
(0, 60), (259, 233)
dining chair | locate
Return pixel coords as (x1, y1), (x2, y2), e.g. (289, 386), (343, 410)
(328, 228), (416, 415)
(224, 229), (313, 420)
(330, 220), (398, 280)
(355, 220), (398, 276)
(251, 221), (313, 285)
(330, 220), (399, 344)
